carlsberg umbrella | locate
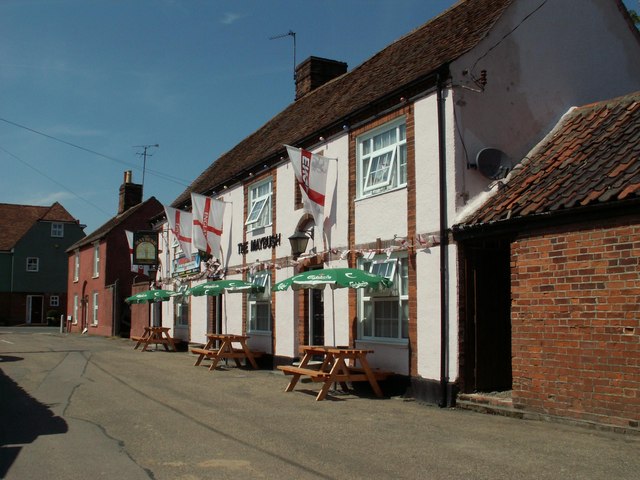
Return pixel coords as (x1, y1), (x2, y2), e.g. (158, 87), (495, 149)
(272, 268), (392, 292)
(186, 279), (265, 296)
(125, 289), (178, 304)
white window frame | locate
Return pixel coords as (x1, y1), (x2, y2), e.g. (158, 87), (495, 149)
(26, 257), (39, 272)
(358, 255), (409, 342)
(92, 243), (100, 278)
(50, 295), (60, 307)
(174, 297), (189, 327)
(51, 222), (64, 238)
(92, 292), (99, 326)
(73, 250), (80, 282)
(248, 271), (271, 333)
(73, 294), (79, 324)
(245, 179), (272, 231)
(357, 118), (407, 199)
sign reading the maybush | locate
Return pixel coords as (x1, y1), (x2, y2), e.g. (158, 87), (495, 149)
(132, 231), (159, 266)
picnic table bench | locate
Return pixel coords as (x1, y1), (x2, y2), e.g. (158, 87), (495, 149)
(132, 326), (176, 352)
(190, 333), (263, 370)
(277, 346), (389, 401)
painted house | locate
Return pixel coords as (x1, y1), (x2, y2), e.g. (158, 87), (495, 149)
(453, 91), (640, 430)
(66, 171), (162, 337)
(157, 0), (640, 412)
(0, 202), (85, 326)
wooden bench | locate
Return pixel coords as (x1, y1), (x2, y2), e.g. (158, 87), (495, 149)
(277, 365), (330, 381)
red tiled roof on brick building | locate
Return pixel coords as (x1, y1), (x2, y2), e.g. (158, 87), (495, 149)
(456, 90), (640, 231)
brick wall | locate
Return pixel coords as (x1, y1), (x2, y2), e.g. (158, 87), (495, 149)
(511, 218), (640, 428)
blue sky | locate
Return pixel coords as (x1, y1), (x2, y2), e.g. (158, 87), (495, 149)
(1, 0), (638, 234)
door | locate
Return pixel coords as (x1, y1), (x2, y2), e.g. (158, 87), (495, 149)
(462, 239), (512, 393)
(309, 288), (324, 345)
(27, 295), (44, 324)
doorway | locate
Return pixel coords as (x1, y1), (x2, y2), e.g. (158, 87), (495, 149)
(309, 288), (324, 345)
(27, 295), (44, 324)
(462, 238), (512, 393)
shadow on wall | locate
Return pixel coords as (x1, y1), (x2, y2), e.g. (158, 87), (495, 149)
(0, 365), (68, 478)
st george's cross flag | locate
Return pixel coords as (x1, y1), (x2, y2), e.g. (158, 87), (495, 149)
(285, 145), (331, 242)
(191, 192), (225, 258)
(125, 230), (152, 276)
(164, 205), (193, 258)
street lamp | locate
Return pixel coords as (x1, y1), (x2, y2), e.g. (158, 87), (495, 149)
(288, 228), (313, 259)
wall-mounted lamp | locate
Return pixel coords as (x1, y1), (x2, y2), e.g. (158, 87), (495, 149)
(288, 228), (314, 259)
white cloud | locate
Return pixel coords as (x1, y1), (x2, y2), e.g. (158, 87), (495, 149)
(221, 12), (242, 25)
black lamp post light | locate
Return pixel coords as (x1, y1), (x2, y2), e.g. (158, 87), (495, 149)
(288, 228), (314, 259)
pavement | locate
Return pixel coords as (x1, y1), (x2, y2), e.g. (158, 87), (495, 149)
(1, 326), (639, 480)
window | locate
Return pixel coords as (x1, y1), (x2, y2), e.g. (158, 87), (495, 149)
(51, 222), (64, 237)
(358, 255), (409, 341)
(73, 250), (80, 282)
(245, 179), (272, 230)
(50, 295), (60, 307)
(26, 257), (39, 272)
(92, 292), (99, 326)
(248, 271), (271, 332)
(174, 298), (189, 327)
(357, 119), (407, 198)
(92, 243), (100, 277)
(73, 294), (79, 324)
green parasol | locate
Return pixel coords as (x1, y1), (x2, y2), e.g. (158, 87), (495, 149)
(125, 289), (178, 304)
(186, 279), (265, 296)
(272, 268), (392, 292)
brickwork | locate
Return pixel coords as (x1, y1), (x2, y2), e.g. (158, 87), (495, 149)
(511, 217), (640, 428)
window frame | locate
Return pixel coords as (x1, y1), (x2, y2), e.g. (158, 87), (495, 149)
(50, 295), (60, 307)
(245, 179), (272, 231)
(51, 222), (64, 238)
(73, 294), (79, 325)
(174, 297), (189, 327)
(357, 118), (407, 199)
(92, 243), (100, 278)
(73, 250), (80, 282)
(26, 257), (39, 272)
(247, 271), (271, 333)
(92, 292), (99, 326)
(358, 255), (409, 342)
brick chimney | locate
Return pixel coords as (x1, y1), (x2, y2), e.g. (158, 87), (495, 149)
(118, 170), (143, 214)
(295, 56), (347, 100)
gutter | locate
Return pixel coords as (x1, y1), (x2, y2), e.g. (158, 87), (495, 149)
(436, 70), (450, 408)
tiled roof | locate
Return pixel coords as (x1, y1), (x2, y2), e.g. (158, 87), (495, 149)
(172, 0), (513, 208)
(67, 197), (161, 251)
(0, 202), (77, 250)
(456, 90), (640, 230)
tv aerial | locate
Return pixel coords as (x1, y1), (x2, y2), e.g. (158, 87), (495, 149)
(134, 144), (159, 189)
(269, 30), (297, 84)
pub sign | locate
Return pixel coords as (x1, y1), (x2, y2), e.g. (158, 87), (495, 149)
(132, 231), (159, 266)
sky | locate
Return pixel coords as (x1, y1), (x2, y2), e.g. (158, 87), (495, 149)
(1, 0), (638, 234)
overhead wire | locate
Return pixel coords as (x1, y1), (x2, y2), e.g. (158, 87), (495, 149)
(0, 116), (192, 187)
(0, 144), (112, 217)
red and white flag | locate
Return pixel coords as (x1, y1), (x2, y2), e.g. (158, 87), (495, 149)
(125, 230), (152, 276)
(164, 205), (193, 258)
(191, 193), (225, 258)
(285, 145), (331, 241)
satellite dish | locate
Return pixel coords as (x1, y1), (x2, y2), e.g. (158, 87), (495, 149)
(474, 148), (512, 180)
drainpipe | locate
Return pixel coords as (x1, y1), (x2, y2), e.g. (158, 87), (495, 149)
(437, 70), (450, 408)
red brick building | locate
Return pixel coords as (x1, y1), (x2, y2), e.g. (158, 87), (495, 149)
(66, 172), (162, 337)
(454, 92), (640, 430)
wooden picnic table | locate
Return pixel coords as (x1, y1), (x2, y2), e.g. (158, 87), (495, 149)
(131, 326), (176, 352)
(277, 346), (388, 401)
(191, 333), (261, 371)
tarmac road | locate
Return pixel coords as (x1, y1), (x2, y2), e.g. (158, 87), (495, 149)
(1, 327), (639, 480)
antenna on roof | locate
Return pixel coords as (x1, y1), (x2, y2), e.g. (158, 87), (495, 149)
(133, 144), (159, 191)
(269, 30), (297, 85)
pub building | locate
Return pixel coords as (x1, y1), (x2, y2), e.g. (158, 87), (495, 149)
(152, 0), (640, 421)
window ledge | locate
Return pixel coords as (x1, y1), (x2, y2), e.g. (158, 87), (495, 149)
(356, 339), (409, 348)
(355, 184), (407, 203)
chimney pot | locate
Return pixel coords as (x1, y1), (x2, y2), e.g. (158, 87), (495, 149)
(295, 56), (347, 100)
